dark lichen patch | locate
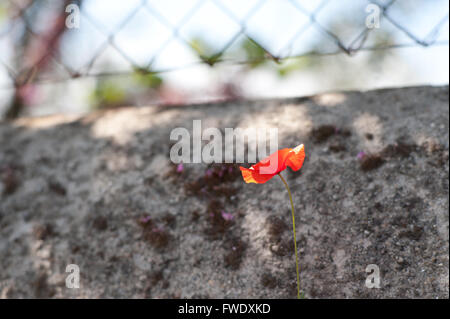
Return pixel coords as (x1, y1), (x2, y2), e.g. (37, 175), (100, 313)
(162, 213), (176, 228)
(183, 164), (242, 242)
(161, 280), (170, 289)
(149, 270), (164, 285)
(266, 216), (305, 259)
(204, 200), (234, 239)
(266, 215), (295, 257)
(372, 202), (383, 212)
(385, 203), (419, 229)
(421, 140), (444, 155)
(420, 140), (449, 168)
(394, 256), (409, 270)
(429, 154), (448, 168)
(270, 240), (293, 257)
(311, 125), (336, 143)
(359, 154), (384, 171)
(337, 128), (352, 137)
(184, 163), (240, 200)
(138, 216), (172, 250)
(401, 196), (423, 211)
(34, 273), (55, 298)
(210, 185), (238, 198)
(1, 167), (19, 196)
(297, 235), (307, 249)
(328, 142), (347, 153)
(92, 216), (108, 231)
(281, 269), (300, 297)
(33, 223), (54, 240)
(224, 237), (246, 270)
(315, 181), (326, 193)
(165, 162), (186, 182)
(261, 272), (278, 289)
(266, 216), (288, 239)
(143, 270), (165, 297)
(48, 180), (67, 196)
(381, 141), (415, 158)
(70, 242), (86, 254)
(143, 226), (171, 249)
(143, 284), (152, 298)
(399, 226), (424, 241)
(310, 125), (351, 144)
(144, 176), (154, 187)
(365, 133), (374, 140)
(137, 215), (154, 227)
(191, 210), (200, 221)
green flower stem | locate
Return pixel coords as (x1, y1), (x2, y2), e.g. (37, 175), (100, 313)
(278, 172), (300, 299)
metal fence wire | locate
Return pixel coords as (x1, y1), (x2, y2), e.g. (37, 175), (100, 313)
(0, 0), (448, 101)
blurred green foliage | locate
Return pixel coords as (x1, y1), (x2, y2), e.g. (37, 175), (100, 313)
(367, 30), (397, 67)
(132, 67), (163, 88)
(90, 79), (126, 109)
(190, 37), (222, 66)
(90, 68), (164, 110)
(276, 55), (316, 77)
(241, 38), (267, 68)
(0, 4), (7, 22)
(189, 36), (318, 77)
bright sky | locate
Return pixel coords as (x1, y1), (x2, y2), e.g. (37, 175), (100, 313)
(0, 0), (448, 116)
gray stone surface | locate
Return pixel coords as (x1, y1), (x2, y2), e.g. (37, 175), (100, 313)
(0, 85), (448, 299)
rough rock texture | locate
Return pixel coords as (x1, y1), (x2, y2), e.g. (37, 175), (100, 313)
(0, 85), (448, 299)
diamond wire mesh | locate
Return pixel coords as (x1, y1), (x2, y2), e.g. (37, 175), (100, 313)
(0, 0), (448, 90)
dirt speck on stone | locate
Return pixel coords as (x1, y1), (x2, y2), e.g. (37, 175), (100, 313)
(224, 238), (246, 270)
(311, 125), (336, 143)
(360, 154), (385, 171)
(33, 223), (54, 240)
(92, 216), (108, 231)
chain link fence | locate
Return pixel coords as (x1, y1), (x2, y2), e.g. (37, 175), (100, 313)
(0, 0), (448, 117)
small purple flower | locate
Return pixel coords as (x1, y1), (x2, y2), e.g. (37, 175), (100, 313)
(357, 151), (366, 160)
(205, 169), (213, 177)
(221, 210), (234, 221)
(139, 215), (152, 224)
(176, 163), (184, 173)
(228, 166), (233, 173)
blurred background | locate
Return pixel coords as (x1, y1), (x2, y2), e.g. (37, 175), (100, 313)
(0, 0), (448, 119)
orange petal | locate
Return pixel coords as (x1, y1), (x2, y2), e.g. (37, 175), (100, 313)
(239, 166), (276, 184)
(239, 144), (306, 184)
(254, 148), (291, 175)
(285, 144), (305, 171)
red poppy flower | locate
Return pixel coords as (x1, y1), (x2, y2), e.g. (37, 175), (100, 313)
(239, 144), (305, 184)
